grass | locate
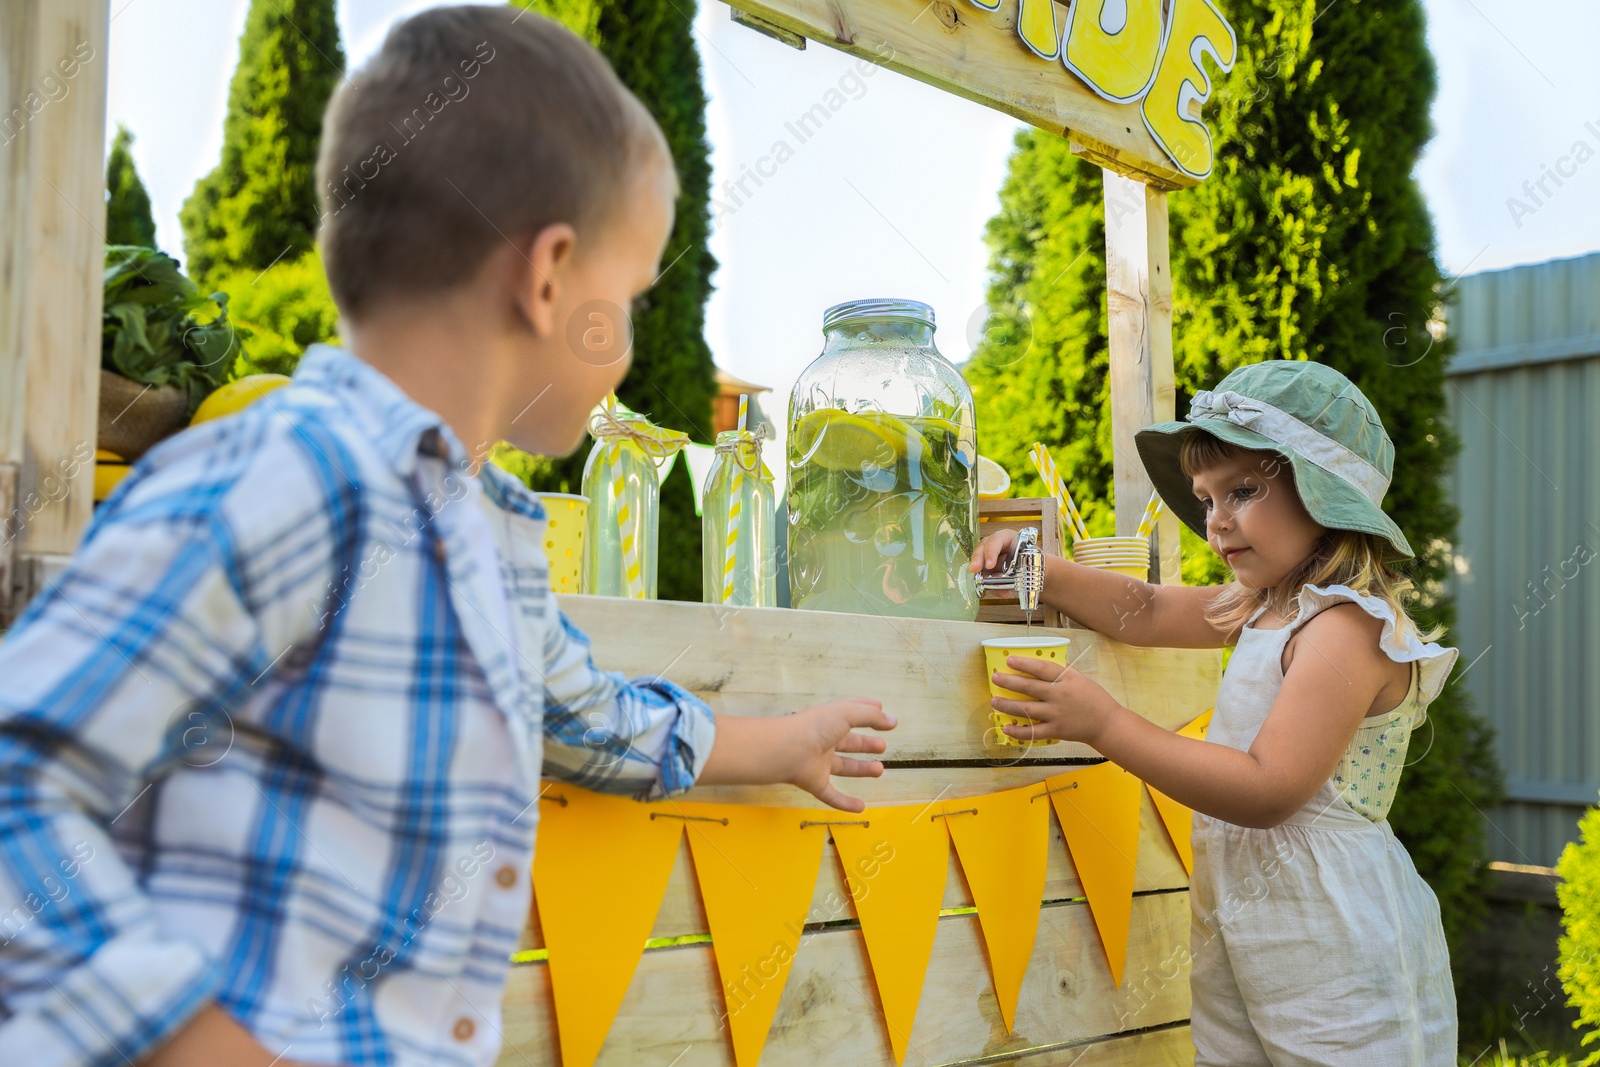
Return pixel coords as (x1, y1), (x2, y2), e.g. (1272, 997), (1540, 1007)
(1459, 1040), (1577, 1067)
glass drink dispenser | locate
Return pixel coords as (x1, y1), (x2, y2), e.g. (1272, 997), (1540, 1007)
(786, 298), (980, 621)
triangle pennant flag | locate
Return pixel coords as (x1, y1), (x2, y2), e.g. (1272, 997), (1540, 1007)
(940, 785), (1049, 1034)
(678, 803), (829, 1067)
(1045, 762), (1142, 987)
(532, 787), (685, 1067)
(1147, 707), (1214, 876)
(830, 804), (950, 1066)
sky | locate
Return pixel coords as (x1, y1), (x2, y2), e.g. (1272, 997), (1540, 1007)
(105, 0), (1600, 484)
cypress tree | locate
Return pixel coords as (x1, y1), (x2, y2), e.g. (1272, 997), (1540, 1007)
(969, 0), (1502, 979)
(511, 0), (717, 602)
(105, 124), (158, 249)
(180, 0), (344, 287)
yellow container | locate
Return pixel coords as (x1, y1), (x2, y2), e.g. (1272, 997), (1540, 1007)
(1095, 562), (1149, 581)
(981, 636), (1070, 747)
(535, 493), (588, 594)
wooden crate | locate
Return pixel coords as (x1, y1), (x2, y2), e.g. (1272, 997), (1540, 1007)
(978, 496), (1064, 628)
(499, 595), (1221, 1066)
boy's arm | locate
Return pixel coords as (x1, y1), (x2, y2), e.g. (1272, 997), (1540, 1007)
(538, 609), (718, 799)
(0, 433), (339, 1064)
(538, 611), (895, 808)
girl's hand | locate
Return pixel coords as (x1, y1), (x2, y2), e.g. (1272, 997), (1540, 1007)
(990, 655), (1124, 746)
(970, 528), (1020, 574)
(786, 698), (897, 812)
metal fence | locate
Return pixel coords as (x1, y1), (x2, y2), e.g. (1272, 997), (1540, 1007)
(1444, 251), (1600, 868)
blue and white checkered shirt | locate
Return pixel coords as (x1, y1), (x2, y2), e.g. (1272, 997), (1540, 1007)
(0, 344), (717, 1066)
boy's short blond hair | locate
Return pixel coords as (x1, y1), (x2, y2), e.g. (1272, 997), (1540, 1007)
(316, 4), (670, 317)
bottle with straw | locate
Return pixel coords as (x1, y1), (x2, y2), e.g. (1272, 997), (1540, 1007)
(580, 394), (689, 599)
(701, 394), (776, 606)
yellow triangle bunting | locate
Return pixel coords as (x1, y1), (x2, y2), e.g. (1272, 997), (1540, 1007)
(532, 787), (684, 1067)
(939, 786), (1049, 1034)
(678, 803), (829, 1067)
(1147, 708), (1214, 876)
(1045, 762), (1142, 987)
(830, 804), (950, 1066)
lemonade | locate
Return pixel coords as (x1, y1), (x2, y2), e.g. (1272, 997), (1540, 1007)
(786, 408), (980, 620)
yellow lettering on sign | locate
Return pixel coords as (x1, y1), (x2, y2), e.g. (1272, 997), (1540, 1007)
(964, 0), (1059, 60)
(1140, 0), (1237, 179)
(1018, 0), (1061, 60)
(1063, 0), (1165, 103)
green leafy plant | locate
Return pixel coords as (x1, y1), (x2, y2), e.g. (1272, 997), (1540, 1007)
(1558, 800), (1600, 1065)
(102, 246), (246, 413)
(213, 248), (340, 379)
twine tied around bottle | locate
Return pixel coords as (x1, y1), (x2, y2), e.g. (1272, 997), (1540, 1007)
(713, 421), (771, 479)
(587, 401), (690, 464)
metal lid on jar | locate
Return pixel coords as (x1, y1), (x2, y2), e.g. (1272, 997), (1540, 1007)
(822, 298), (935, 333)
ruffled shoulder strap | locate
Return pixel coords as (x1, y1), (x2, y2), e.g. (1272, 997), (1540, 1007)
(1287, 583), (1460, 707)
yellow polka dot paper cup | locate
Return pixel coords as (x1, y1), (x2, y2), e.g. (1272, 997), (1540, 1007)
(535, 493), (588, 594)
(981, 636), (1069, 747)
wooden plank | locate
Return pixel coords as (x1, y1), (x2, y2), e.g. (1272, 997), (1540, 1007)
(1143, 186), (1183, 588)
(1101, 171), (1158, 551)
(718, 0), (1195, 190)
(0, 0), (108, 621)
(520, 772), (1190, 950)
(558, 595), (1220, 762)
(499, 891), (1192, 1066)
(942, 1024), (1194, 1067)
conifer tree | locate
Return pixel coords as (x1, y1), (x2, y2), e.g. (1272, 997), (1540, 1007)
(105, 124), (158, 249)
(181, 0), (344, 287)
(967, 0), (1502, 972)
(512, 0), (717, 602)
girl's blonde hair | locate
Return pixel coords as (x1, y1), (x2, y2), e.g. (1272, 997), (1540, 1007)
(1179, 433), (1445, 644)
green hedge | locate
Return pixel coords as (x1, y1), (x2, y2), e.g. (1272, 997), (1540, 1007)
(1557, 801), (1600, 1065)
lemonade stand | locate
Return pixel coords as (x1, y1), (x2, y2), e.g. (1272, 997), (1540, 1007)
(0, 1), (1229, 1064)
(496, 1), (1234, 1064)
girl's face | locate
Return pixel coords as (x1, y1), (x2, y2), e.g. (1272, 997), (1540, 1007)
(1190, 450), (1326, 588)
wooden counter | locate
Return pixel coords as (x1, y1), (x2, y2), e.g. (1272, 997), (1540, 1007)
(498, 595), (1220, 1066)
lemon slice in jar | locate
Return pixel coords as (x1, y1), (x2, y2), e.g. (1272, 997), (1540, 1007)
(792, 410), (920, 471)
(976, 455), (1011, 498)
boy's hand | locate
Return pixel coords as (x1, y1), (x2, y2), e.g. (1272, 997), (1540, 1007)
(969, 528), (1020, 575)
(990, 655), (1124, 746)
(786, 698), (896, 813)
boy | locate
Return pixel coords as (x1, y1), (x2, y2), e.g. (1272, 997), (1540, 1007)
(0, 7), (894, 1065)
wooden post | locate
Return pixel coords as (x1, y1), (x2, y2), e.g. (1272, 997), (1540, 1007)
(0, 0), (109, 622)
(1100, 170), (1183, 585)
(1144, 185), (1183, 586)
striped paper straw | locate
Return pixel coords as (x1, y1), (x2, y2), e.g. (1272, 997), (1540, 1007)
(720, 396), (750, 603)
(1030, 442), (1088, 542)
(1135, 490), (1167, 539)
(611, 437), (645, 599)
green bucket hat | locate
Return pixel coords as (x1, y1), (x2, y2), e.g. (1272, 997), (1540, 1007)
(1134, 360), (1414, 561)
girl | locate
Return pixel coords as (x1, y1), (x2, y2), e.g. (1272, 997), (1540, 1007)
(971, 360), (1459, 1064)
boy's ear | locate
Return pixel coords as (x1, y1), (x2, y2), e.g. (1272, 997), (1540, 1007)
(516, 222), (579, 339)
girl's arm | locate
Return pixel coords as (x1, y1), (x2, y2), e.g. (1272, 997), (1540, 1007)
(991, 604), (1394, 827)
(971, 531), (1234, 648)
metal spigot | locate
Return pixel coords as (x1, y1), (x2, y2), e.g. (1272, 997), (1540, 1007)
(976, 527), (1046, 627)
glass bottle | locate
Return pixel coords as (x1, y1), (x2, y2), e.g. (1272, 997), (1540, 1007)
(582, 420), (660, 599)
(702, 428), (777, 606)
(786, 298), (980, 621)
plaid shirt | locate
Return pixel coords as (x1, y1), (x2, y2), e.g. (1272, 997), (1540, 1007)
(0, 344), (716, 1066)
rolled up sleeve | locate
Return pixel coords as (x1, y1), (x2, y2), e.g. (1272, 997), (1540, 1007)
(539, 609), (717, 800)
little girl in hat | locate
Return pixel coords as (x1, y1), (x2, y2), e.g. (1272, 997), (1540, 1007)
(971, 359), (1459, 1064)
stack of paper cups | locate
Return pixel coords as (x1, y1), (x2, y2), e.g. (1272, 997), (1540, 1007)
(1071, 535), (1151, 582)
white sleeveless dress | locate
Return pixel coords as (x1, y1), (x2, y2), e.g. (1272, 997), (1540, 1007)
(1189, 583), (1460, 1065)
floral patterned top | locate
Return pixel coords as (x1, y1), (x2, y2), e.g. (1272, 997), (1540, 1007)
(1332, 660), (1424, 822)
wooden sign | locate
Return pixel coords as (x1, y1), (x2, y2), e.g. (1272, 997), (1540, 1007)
(722, 0), (1236, 187)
